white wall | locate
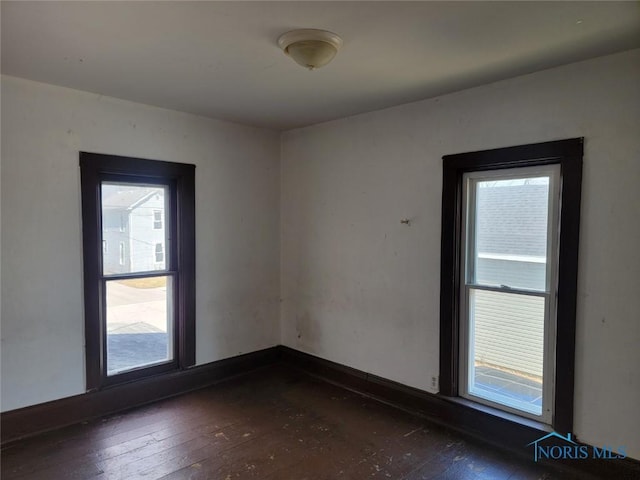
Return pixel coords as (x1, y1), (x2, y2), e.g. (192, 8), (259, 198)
(1, 76), (281, 411)
(281, 49), (640, 459)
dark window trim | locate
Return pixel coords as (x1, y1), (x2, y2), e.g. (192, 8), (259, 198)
(80, 152), (196, 391)
(439, 138), (583, 434)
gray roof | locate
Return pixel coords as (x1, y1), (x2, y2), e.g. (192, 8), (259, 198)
(102, 187), (161, 209)
(476, 184), (549, 257)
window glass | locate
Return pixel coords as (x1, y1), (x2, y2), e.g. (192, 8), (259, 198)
(153, 210), (163, 229)
(106, 276), (174, 375)
(472, 177), (550, 291)
(102, 183), (168, 275)
(468, 288), (544, 415)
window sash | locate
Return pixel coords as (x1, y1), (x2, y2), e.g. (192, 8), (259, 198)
(102, 273), (177, 378)
(101, 180), (170, 276)
(460, 286), (552, 421)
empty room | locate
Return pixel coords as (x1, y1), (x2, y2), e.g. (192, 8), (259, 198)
(1, 1), (639, 479)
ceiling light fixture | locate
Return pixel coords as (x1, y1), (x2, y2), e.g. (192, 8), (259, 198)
(278, 29), (343, 70)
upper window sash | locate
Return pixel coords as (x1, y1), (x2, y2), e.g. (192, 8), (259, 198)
(462, 164), (561, 295)
(100, 178), (173, 278)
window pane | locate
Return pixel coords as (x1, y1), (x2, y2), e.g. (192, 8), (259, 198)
(153, 210), (163, 229)
(473, 177), (549, 291)
(102, 183), (168, 275)
(468, 288), (544, 415)
(106, 276), (174, 375)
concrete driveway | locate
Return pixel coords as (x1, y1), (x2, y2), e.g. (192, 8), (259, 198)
(106, 281), (169, 333)
(105, 281), (171, 374)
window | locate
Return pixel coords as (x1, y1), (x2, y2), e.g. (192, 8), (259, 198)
(155, 243), (164, 263)
(103, 240), (108, 254)
(80, 152), (195, 390)
(153, 210), (163, 229)
(440, 139), (582, 432)
(460, 166), (559, 422)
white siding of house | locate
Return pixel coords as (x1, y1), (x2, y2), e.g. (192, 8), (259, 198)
(129, 193), (166, 272)
(103, 210), (129, 274)
(472, 257), (547, 378)
(473, 288), (545, 378)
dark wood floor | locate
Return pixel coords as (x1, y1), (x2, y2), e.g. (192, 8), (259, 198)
(1, 365), (599, 480)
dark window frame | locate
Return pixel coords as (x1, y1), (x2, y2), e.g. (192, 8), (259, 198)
(439, 138), (583, 433)
(80, 152), (196, 391)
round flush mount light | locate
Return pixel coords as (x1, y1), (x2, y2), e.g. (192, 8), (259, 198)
(278, 29), (343, 70)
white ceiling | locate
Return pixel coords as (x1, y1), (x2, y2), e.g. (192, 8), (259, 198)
(2, 1), (639, 130)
